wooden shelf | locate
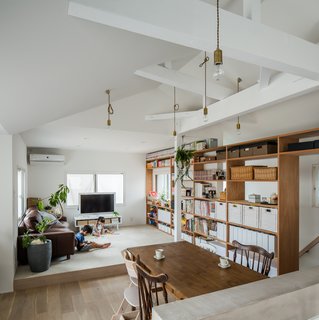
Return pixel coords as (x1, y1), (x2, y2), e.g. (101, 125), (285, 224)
(193, 197), (215, 202)
(194, 146), (226, 154)
(182, 229), (194, 235)
(227, 200), (278, 208)
(194, 179), (225, 183)
(193, 232), (227, 244)
(228, 179), (278, 182)
(194, 214), (226, 223)
(181, 211), (194, 215)
(146, 165), (172, 170)
(158, 220), (171, 226)
(228, 221), (277, 236)
(227, 153), (278, 162)
(193, 160), (226, 164)
(279, 149), (319, 156)
(182, 196), (194, 200)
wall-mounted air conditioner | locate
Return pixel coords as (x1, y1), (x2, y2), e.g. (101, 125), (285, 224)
(29, 154), (65, 164)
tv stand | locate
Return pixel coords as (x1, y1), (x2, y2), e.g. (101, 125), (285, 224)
(74, 214), (122, 230)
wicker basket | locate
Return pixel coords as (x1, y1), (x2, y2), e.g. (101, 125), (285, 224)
(254, 167), (278, 180)
(230, 166), (254, 180)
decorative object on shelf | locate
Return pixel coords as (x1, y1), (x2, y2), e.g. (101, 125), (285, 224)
(199, 51), (209, 122)
(175, 145), (195, 188)
(22, 218), (53, 272)
(172, 86), (179, 136)
(236, 77), (242, 135)
(270, 193), (278, 205)
(106, 89), (114, 128)
(219, 189), (226, 201)
(213, 0), (224, 80)
(248, 194), (261, 203)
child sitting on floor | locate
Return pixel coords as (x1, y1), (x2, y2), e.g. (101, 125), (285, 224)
(75, 224), (111, 252)
(92, 216), (113, 236)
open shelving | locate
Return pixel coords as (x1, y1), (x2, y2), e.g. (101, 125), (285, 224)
(146, 127), (319, 275)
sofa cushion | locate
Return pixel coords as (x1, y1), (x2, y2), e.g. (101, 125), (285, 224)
(22, 207), (43, 232)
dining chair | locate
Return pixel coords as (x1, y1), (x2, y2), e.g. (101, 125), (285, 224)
(135, 255), (169, 320)
(232, 240), (274, 276)
(122, 249), (138, 287)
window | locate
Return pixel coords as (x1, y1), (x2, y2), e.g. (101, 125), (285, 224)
(313, 164), (319, 207)
(67, 174), (94, 206)
(66, 173), (124, 206)
(155, 173), (170, 201)
(17, 168), (26, 218)
(97, 174), (124, 204)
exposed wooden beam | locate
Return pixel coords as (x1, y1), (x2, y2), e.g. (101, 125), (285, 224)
(69, 0), (319, 80)
(135, 65), (234, 100)
(145, 111), (197, 121)
(179, 73), (319, 133)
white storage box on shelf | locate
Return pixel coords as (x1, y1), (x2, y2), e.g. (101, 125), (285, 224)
(243, 205), (259, 228)
(181, 232), (193, 243)
(228, 203), (243, 224)
(158, 223), (170, 234)
(259, 207), (278, 232)
(157, 209), (171, 224)
(216, 201), (226, 221)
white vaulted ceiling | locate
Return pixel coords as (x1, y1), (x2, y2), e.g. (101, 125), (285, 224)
(1, 0), (319, 152)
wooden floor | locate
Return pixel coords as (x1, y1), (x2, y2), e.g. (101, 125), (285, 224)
(0, 275), (130, 320)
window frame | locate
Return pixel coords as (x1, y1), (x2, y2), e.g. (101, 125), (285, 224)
(66, 171), (125, 208)
(17, 167), (26, 219)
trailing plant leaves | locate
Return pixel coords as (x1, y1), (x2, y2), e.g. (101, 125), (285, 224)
(175, 146), (195, 188)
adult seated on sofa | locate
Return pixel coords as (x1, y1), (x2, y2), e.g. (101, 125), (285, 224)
(17, 207), (75, 265)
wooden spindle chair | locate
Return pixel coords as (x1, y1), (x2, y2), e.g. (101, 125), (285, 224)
(135, 255), (169, 320)
(232, 240), (274, 276)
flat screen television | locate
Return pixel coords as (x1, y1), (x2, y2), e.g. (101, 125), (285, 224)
(79, 193), (115, 215)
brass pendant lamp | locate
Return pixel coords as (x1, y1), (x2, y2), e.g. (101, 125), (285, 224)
(236, 77), (242, 135)
(106, 89), (114, 128)
(199, 51), (209, 122)
(213, 0), (224, 80)
(172, 87), (179, 136)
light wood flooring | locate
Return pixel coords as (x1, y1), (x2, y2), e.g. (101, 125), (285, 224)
(1, 275), (130, 320)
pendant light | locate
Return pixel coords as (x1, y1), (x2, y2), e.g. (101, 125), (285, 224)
(236, 78), (242, 135)
(172, 87), (179, 136)
(213, 0), (224, 80)
(106, 89), (114, 128)
(199, 52), (209, 122)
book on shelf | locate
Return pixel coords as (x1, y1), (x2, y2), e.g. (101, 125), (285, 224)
(182, 199), (193, 213)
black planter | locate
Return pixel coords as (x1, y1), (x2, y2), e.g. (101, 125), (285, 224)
(27, 239), (52, 272)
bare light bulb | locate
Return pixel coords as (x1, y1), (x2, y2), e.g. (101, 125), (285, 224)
(236, 122), (241, 135)
(213, 64), (224, 81)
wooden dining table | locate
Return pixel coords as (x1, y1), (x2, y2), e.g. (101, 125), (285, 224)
(128, 241), (267, 299)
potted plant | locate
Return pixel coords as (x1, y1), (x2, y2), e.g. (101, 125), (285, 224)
(22, 218), (53, 272)
(175, 146), (195, 188)
(37, 184), (70, 217)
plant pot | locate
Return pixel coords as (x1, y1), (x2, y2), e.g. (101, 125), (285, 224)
(27, 239), (52, 272)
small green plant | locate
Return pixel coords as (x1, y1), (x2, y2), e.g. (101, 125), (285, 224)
(175, 145), (195, 188)
(22, 218), (53, 248)
(113, 211), (120, 217)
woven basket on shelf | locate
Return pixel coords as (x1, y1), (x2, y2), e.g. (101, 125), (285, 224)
(219, 192), (226, 201)
(254, 167), (278, 180)
(230, 166), (254, 180)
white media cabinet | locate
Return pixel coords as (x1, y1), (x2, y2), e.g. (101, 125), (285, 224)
(74, 214), (122, 230)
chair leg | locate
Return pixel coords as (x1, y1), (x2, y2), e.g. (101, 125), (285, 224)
(66, 254), (70, 260)
(115, 298), (129, 315)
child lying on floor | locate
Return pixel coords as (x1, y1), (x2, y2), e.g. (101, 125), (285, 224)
(75, 224), (111, 252)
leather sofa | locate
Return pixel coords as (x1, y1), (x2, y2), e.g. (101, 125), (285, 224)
(17, 207), (75, 265)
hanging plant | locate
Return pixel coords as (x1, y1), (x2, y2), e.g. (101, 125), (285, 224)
(175, 146), (195, 188)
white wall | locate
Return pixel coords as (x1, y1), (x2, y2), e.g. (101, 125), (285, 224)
(28, 150), (145, 229)
(0, 135), (14, 293)
(12, 135), (28, 268)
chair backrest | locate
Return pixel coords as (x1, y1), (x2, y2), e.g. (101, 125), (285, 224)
(121, 250), (138, 281)
(135, 255), (168, 320)
(232, 240), (274, 276)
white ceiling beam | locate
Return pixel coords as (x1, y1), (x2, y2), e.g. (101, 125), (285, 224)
(145, 111), (197, 121)
(259, 67), (273, 89)
(179, 73), (319, 133)
(135, 65), (234, 100)
(243, 0), (261, 22)
(69, 0), (319, 81)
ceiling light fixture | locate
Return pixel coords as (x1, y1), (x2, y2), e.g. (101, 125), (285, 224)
(106, 89), (114, 128)
(199, 51), (209, 122)
(236, 77), (242, 135)
(172, 86), (179, 136)
(213, 0), (224, 80)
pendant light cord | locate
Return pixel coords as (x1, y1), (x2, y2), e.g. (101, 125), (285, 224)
(216, 0), (220, 50)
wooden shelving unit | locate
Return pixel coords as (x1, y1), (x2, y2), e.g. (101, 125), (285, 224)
(146, 127), (319, 275)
